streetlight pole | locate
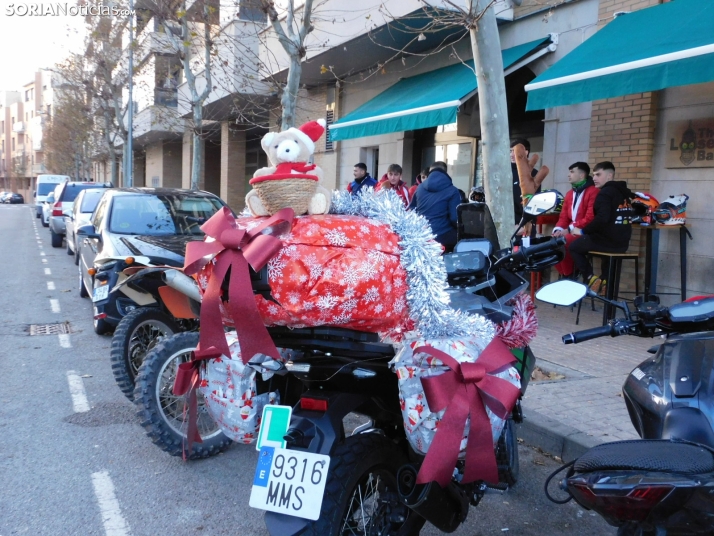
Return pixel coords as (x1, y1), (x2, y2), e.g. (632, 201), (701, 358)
(125, 0), (134, 187)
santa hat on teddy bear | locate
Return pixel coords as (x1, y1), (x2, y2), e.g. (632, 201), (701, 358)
(289, 118), (326, 154)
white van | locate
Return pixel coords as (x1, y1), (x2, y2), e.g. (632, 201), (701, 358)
(35, 174), (69, 218)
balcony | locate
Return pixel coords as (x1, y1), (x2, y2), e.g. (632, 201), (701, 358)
(177, 19), (271, 121)
(154, 87), (178, 108)
(12, 121), (24, 133)
(32, 163), (46, 174)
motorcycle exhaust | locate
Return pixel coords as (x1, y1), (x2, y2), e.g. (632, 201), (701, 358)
(162, 270), (202, 303)
(396, 465), (469, 533)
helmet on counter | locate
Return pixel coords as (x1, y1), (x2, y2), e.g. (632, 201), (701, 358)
(631, 192), (660, 226)
(652, 194), (689, 225)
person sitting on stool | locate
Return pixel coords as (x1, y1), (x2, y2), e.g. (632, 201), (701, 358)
(552, 162), (598, 279)
(569, 161), (634, 293)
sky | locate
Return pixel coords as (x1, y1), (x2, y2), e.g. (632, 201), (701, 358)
(0, 4), (87, 91)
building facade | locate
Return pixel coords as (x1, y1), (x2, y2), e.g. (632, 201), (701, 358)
(0, 70), (54, 197)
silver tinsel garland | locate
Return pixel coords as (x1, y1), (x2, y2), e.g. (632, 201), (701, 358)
(331, 188), (495, 341)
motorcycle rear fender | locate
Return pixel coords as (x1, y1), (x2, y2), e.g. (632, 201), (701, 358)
(662, 408), (714, 446)
(264, 391), (374, 536)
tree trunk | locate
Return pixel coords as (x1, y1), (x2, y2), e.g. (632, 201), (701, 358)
(281, 55), (302, 129)
(191, 107), (203, 190)
(470, 2), (514, 249)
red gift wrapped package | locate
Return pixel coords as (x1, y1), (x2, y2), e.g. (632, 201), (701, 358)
(195, 214), (411, 335)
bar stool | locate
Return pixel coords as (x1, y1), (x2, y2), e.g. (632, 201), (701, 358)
(577, 251), (639, 325)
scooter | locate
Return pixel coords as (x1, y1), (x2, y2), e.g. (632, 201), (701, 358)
(537, 280), (714, 535)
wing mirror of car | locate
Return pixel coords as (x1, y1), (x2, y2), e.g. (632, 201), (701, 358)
(77, 224), (101, 240)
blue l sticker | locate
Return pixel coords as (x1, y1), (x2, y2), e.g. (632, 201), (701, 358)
(253, 446), (275, 487)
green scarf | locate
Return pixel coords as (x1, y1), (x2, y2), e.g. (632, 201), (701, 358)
(571, 178), (588, 190)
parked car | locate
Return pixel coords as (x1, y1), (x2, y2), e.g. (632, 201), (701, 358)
(7, 193), (24, 204)
(77, 188), (230, 334)
(66, 188), (109, 264)
(41, 191), (56, 227)
(35, 174), (69, 218)
(49, 181), (112, 248)
(0, 192), (13, 203)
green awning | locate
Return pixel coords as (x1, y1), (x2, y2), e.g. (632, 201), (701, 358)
(329, 37), (553, 141)
(526, 0), (714, 110)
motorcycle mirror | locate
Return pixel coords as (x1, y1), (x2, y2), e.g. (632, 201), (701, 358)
(523, 191), (559, 219)
(535, 280), (588, 306)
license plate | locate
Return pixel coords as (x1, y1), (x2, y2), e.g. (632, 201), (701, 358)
(249, 446), (330, 521)
(92, 285), (109, 302)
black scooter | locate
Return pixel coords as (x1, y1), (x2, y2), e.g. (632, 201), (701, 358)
(537, 281), (714, 535)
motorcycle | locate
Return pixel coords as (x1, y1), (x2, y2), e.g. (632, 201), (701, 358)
(537, 280), (714, 535)
(246, 192), (565, 535)
(108, 265), (201, 400)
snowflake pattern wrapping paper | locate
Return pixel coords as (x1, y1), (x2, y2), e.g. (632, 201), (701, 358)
(199, 332), (284, 444)
(196, 214), (411, 334)
(391, 334), (521, 461)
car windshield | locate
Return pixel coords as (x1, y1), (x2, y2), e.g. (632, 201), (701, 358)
(38, 183), (60, 195)
(80, 189), (106, 213)
(108, 194), (224, 236)
(63, 184), (107, 203)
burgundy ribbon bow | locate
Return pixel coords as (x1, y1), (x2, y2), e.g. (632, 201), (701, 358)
(172, 206), (294, 453)
(415, 338), (520, 488)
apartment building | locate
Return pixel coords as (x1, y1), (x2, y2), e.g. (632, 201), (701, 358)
(0, 70), (54, 195)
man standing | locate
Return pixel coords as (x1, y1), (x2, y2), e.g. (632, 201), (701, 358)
(414, 161), (462, 250)
(347, 163), (376, 196)
(376, 164), (411, 206)
(569, 161), (633, 292)
(552, 162), (598, 278)
(510, 138), (538, 224)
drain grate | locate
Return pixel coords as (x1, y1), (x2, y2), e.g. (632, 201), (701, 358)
(27, 322), (72, 336)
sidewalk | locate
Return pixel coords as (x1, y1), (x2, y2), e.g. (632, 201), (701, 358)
(517, 298), (656, 461)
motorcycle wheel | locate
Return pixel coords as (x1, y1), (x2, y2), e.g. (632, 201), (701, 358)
(110, 307), (179, 401)
(303, 433), (425, 536)
(496, 418), (519, 487)
(133, 332), (231, 459)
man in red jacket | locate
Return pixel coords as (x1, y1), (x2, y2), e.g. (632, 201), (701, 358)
(552, 162), (598, 278)
(376, 164), (411, 207)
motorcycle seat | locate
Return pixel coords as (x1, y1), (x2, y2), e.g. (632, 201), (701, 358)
(574, 439), (714, 475)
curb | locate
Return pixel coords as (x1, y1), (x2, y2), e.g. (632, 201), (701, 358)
(516, 406), (604, 462)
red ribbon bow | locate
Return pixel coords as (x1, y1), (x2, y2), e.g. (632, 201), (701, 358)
(415, 338), (520, 488)
(172, 206), (293, 453)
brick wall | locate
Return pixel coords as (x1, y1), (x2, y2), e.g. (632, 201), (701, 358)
(586, 0), (662, 294)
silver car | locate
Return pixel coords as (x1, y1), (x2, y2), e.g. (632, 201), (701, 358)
(66, 188), (108, 264)
(49, 181), (112, 248)
(41, 190), (57, 227)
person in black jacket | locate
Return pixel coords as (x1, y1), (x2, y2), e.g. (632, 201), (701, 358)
(412, 161), (461, 250)
(569, 161), (633, 292)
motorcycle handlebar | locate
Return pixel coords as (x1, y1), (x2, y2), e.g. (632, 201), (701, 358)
(563, 320), (637, 344)
(508, 236), (566, 265)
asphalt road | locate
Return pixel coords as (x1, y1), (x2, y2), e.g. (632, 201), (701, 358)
(0, 203), (613, 536)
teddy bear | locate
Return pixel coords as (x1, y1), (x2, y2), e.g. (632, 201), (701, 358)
(245, 119), (332, 216)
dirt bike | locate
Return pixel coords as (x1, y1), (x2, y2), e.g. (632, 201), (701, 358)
(107, 263), (200, 400)
(537, 280), (714, 535)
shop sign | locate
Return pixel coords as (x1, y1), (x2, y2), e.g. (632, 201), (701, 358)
(666, 118), (714, 168)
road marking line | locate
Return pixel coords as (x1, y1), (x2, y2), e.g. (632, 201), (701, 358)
(40, 252), (46, 256)
(50, 299), (61, 313)
(44, 268), (51, 275)
(47, 281), (55, 290)
(42, 258), (48, 264)
(66, 371), (90, 412)
(59, 334), (71, 348)
(91, 471), (131, 536)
